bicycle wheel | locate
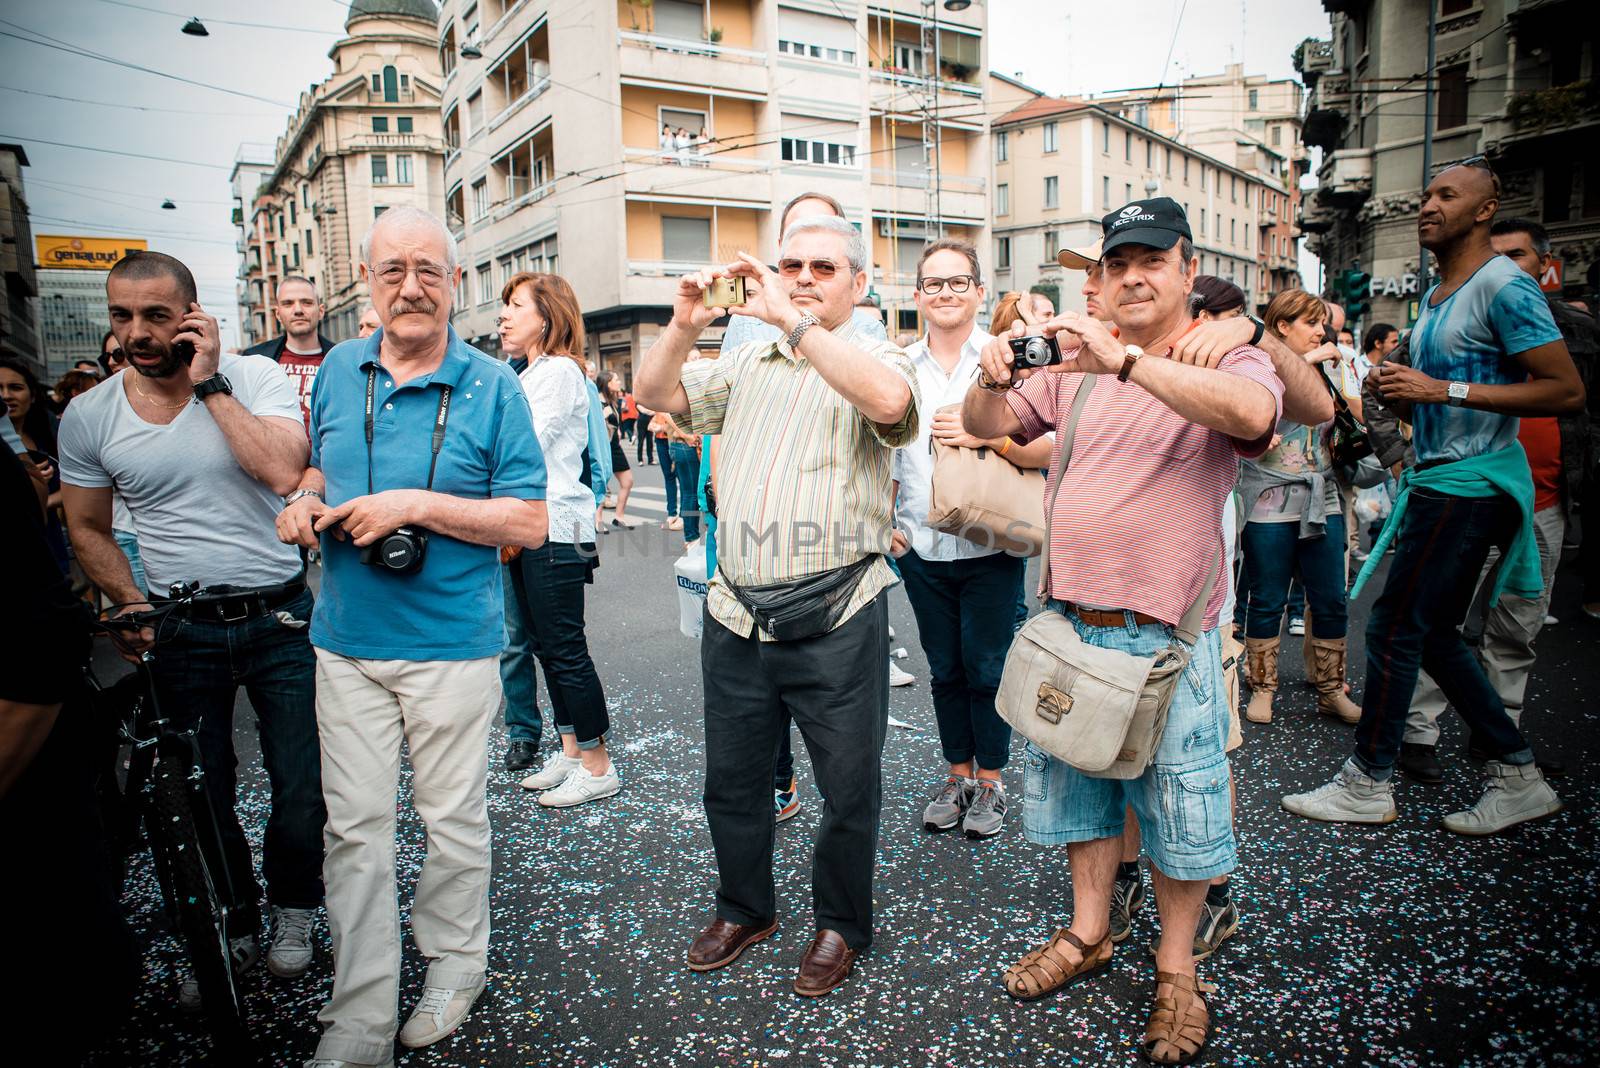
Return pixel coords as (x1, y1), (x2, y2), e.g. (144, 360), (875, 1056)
(147, 752), (252, 1052)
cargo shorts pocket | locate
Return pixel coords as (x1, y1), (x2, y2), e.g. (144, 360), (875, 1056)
(1158, 760), (1232, 850)
(1023, 742), (1050, 803)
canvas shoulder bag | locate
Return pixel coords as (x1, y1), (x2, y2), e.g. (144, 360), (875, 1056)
(924, 402), (1047, 556)
(994, 375), (1221, 779)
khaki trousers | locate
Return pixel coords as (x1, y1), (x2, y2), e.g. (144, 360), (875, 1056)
(312, 649), (498, 1064)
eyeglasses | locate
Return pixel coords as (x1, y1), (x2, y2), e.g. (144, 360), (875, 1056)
(371, 262), (448, 288)
(917, 274), (977, 294)
(777, 258), (842, 279)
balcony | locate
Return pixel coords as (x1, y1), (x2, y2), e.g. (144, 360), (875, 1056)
(1319, 148), (1372, 201)
(367, 88), (416, 103)
(621, 147), (772, 203)
(1482, 81), (1600, 156)
(487, 75), (551, 134)
(493, 179), (555, 221)
(1292, 38), (1333, 87)
(350, 132), (445, 153)
(868, 169), (986, 223)
(617, 30), (769, 97)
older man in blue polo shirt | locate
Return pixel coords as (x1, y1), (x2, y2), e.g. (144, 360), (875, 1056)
(277, 206), (548, 1068)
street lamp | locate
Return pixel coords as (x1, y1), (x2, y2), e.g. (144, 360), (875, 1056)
(161, 199), (176, 210)
(181, 17), (209, 37)
(460, 42), (483, 60)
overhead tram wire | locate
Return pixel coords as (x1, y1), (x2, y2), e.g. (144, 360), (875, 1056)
(92, 0), (343, 34)
(0, 133), (233, 170)
(0, 83), (277, 116)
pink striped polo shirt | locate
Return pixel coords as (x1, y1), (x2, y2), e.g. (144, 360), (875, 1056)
(1006, 345), (1281, 629)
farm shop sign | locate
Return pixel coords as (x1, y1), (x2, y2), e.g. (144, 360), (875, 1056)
(1363, 273), (1422, 299)
(35, 234), (148, 270)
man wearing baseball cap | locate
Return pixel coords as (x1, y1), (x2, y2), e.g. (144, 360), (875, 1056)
(963, 198), (1283, 1064)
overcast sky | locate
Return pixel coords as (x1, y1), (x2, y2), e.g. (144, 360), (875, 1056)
(1, 0), (1332, 346)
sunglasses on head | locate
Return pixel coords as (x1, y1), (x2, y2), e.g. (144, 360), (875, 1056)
(777, 258), (842, 279)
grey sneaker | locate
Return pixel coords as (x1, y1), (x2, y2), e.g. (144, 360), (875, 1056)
(1442, 761), (1562, 835)
(1145, 894), (1239, 961)
(1282, 759), (1398, 824)
(1108, 865), (1146, 944)
(922, 776), (973, 833)
(398, 981), (484, 1048)
(177, 932), (259, 1011)
(961, 780), (1007, 839)
(267, 906), (316, 978)
(520, 752), (579, 791)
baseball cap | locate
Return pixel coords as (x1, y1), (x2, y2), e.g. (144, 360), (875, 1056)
(1100, 197), (1192, 256)
(1055, 238), (1103, 271)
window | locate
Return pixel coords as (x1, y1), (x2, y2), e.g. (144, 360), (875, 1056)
(1248, 89), (1259, 111)
(1165, 147), (1172, 176)
(371, 155), (389, 184)
(1042, 122), (1058, 153)
(397, 116), (413, 134)
(1043, 176), (1058, 208)
(292, 242), (300, 266)
(467, 91), (484, 134)
(372, 116), (389, 133)
(1200, 166), (1207, 192)
(662, 216), (712, 262)
(1145, 140), (1152, 168)
(444, 107), (460, 150)
(1440, 0), (1472, 14)
(476, 264), (494, 305)
(1123, 181), (1131, 204)
(996, 237), (1011, 270)
(1124, 130), (1132, 161)
(380, 65), (398, 103)
(1102, 121), (1110, 154)
(1102, 176), (1111, 210)
(776, 39), (855, 64)
(654, 0), (705, 40)
(1184, 156), (1190, 183)
(1043, 230), (1058, 262)
(1244, 186), (1250, 207)
(1231, 219), (1237, 245)
(302, 185), (311, 208)
(1437, 65), (1468, 130)
(289, 200), (296, 225)
(304, 228), (314, 256)
(996, 131), (1008, 162)
(471, 178), (489, 220)
(399, 74), (409, 91)
(780, 137), (856, 167)
(996, 183), (1009, 216)
(1200, 208), (1207, 235)
(395, 154), (413, 184)
(1271, 124), (1281, 147)
(373, 205), (387, 219)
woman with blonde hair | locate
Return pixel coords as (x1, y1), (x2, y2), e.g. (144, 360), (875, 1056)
(1236, 289), (1360, 726)
(498, 272), (620, 807)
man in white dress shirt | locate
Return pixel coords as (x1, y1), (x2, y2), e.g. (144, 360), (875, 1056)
(890, 240), (1055, 839)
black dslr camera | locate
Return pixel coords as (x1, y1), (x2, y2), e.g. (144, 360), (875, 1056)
(1008, 331), (1063, 368)
(360, 526), (430, 574)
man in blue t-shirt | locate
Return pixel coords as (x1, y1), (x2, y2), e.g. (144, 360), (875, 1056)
(276, 207), (548, 1064)
(1285, 163), (1586, 836)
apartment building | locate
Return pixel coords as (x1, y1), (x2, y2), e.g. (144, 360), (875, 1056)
(0, 143), (43, 377)
(230, 144), (275, 349)
(437, 0), (989, 380)
(1093, 64), (1309, 309)
(990, 90), (1272, 317)
(1298, 0), (1597, 328)
(238, 0), (447, 345)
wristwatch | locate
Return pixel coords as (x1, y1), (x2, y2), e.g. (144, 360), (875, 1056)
(1447, 381), (1470, 407)
(192, 372), (233, 400)
(784, 313), (820, 351)
(1117, 344), (1146, 383)
(283, 488), (323, 507)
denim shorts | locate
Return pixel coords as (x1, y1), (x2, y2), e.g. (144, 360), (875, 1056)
(1021, 605), (1237, 882)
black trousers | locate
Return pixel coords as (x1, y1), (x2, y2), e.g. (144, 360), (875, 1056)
(701, 591), (889, 950)
(513, 541), (609, 746)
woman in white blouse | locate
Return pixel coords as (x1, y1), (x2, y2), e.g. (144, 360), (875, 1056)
(498, 273), (621, 808)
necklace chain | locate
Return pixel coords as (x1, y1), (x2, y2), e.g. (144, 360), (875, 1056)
(133, 380), (192, 410)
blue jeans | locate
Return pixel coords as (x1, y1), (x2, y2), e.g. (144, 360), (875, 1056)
(659, 441), (678, 516)
(148, 588), (325, 927)
(114, 529), (146, 596)
(671, 442), (701, 542)
(1354, 488), (1534, 777)
(512, 541), (609, 748)
(499, 560), (542, 743)
(1241, 511), (1349, 639)
(897, 549), (1024, 770)
(1021, 609), (1235, 882)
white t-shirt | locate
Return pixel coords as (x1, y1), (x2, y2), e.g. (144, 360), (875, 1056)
(518, 356), (595, 544)
(58, 356), (306, 590)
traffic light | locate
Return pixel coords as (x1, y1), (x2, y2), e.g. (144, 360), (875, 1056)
(1342, 267), (1372, 321)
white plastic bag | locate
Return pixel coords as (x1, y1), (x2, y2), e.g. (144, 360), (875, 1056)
(675, 541), (709, 639)
(1354, 483), (1392, 526)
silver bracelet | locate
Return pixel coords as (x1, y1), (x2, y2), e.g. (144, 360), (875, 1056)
(283, 488), (323, 507)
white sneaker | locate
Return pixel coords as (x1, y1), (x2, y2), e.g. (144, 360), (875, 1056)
(888, 625), (896, 639)
(305, 1059), (393, 1068)
(267, 906), (317, 978)
(177, 932), (259, 1011)
(1281, 759), (1397, 824)
(398, 981), (484, 1049)
(889, 661), (915, 687)
(1442, 761), (1563, 835)
(1288, 616), (1306, 637)
(538, 763), (622, 808)
(520, 752), (580, 791)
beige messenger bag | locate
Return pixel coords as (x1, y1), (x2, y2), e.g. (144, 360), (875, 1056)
(995, 377), (1221, 780)
(924, 404), (1047, 557)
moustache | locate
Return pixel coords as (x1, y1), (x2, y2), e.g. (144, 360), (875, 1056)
(791, 289), (821, 301)
(1117, 290), (1153, 305)
(389, 299), (438, 316)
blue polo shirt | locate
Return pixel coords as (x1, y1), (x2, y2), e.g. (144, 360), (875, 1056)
(309, 326), (546, 661)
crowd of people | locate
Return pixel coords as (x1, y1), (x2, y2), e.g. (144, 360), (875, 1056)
(2, 155), (1595, 1068)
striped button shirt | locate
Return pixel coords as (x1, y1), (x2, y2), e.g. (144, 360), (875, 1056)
(680, 318), (920, 640)
(1005, 345), (1282, 629)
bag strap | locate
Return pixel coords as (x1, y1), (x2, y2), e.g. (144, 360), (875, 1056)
(1172, 547), (1223, 647)
(1036, 375), (1098, 602)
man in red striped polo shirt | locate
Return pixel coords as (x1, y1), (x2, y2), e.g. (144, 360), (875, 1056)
(963, 198), (1282, 1065)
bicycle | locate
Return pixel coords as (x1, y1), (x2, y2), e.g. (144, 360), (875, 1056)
(90, 589), (256, 1055)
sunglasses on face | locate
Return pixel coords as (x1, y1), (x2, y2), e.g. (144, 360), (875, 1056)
(916, 274), (977, 294)
(777, 258), (843, 279)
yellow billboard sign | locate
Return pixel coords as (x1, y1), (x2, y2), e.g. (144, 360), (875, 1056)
(35, 234), (148, 271)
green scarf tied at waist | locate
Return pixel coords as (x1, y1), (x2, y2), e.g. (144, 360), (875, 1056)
(1349, 441), (1542, 603)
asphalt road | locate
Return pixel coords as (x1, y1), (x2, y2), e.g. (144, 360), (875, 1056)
(89, 478), (1598, 1066)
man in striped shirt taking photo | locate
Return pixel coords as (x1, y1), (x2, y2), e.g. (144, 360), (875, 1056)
(963, 198), (1281, 1065)
(634, 214), (919, 999)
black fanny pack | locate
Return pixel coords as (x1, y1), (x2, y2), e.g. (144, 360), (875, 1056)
(719, 555), (878, 642)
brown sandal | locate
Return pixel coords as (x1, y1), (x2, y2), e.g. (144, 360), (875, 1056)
(1141, 970), (1214, 1065)
(1003, 928), (1112, 1002)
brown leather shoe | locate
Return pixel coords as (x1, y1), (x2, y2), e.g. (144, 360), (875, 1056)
(686, 917), (777, 972)
(794, 929), (857, 997)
